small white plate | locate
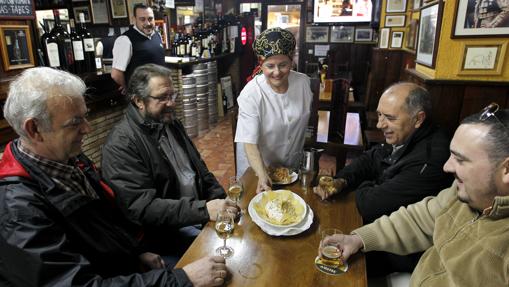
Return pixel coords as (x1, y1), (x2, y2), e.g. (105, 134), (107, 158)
(272, 171), (298, 185)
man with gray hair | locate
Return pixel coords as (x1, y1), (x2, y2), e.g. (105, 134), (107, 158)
(102, 64), (238, 261)
(0, 67), (230, 286)
(314, 82), (453, 276)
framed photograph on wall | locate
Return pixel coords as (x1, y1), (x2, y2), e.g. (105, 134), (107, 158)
(110, 0), (128, 19)
(354, 28), (373, 42)
(385, 15), (406, 27)
(73, 6), (91, 23)
(305, 26), (329, 43)
(330, 26), (355, 43)
(416, 2), (443, 68)
(390, 31), (404, 48)
(386, 0), (407, 13)
(90, 0), (110, 24)
(452, 0), (509, 37)
(458, 42), (507, 75)
(412, 0), (421, 10)
(0, 25), (35, 71)
(406, 19), (418, 49)
(379, 28), (390, 48)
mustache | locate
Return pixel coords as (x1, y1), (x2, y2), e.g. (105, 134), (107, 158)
(143, 24), (153, 29)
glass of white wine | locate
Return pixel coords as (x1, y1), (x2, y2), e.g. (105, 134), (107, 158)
(227, 176), (243, 204)
(215, 209), (235, 258)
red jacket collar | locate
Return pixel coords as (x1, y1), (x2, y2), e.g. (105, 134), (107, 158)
(0, 142), (31, 179)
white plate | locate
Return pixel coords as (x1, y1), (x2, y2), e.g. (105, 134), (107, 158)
(272, 171), (298, 185)
(248, 192), (314, 236)
(249, 190), (307, 228)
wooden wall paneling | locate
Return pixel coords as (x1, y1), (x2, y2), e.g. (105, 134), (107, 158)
(427, 84), (464, 135)
(459, 86), (509, 120)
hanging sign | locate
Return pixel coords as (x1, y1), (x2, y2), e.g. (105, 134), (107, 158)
(0, 0), (35, 19)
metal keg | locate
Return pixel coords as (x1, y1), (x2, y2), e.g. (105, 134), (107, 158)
(180, 75), (198, 137)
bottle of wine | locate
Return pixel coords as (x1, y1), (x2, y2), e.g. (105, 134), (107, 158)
(70, 19), (84, 74)
(39, 22), (51, 66)
(50, 9), (74, 71)
(77, 13), (96, 73)
(45, 25), (60, 68)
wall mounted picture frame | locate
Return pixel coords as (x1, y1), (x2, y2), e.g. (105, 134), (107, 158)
(0, 25), (35, 71)
(127, 0), (147, 24)
(452, 0), (509, 37)
(154, 20), (167, 46)
(406, 19), (418, 49)
(386, 0), (407, 13)
(305, 26), (329, 43)
(73, 6), (91, 23)
(416, 2), (443, 68)
(385, 15), (406, 27)
(390, 31), (404, 48)
(330, 26), (355, 43)
(90, 0), (110, 24)
(379, 28), (390, 48)
(355, 28), (373, 42)
(110, 0), (128, 19)
(412, 0), (421, 10)
(458, 42), (507, 75)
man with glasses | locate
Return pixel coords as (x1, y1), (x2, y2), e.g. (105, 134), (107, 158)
(314, 82), (453, 276)
(328, 103), (509, 286)
(102, 64), (238, 264)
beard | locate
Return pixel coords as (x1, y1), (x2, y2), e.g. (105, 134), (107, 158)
(145, 107), (175, 124)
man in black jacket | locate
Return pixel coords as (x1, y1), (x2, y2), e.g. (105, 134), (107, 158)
(0, 67), (228, 286)
(314, 82), (453, 276)
(102, 64), (238, 259)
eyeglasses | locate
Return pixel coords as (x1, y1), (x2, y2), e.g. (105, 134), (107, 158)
(479, 102), (508, 131)
(147, 93), (178, 103)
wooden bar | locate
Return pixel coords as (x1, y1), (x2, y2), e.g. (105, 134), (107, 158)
(176, 169), (367, 287)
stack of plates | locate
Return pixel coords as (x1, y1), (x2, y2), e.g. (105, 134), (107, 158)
(248, 190), (314, 236)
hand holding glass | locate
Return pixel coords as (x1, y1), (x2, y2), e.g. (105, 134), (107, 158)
(319, 228), (348, 271)
(215, 210), (235, 258)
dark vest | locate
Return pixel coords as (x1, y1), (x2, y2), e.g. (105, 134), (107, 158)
(123, 27), (165, 83)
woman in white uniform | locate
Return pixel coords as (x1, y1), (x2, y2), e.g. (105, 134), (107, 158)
(235, 28), (313, 193)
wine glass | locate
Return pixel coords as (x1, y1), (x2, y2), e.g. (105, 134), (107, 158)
(227, 176), (243, 204)
(215, 210), (235, 258)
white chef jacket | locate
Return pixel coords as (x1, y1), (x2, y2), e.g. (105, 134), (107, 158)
(235, 70), (313, 176)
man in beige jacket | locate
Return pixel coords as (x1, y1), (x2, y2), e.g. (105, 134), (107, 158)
(329, 103), (509, 286)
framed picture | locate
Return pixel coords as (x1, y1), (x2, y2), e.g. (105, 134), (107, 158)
(412, 0), (421, 10)
(110, 0), (128, 19)
(90, 0), (110, 24)
(379, 28), (390, 48)
(0, 25), (35, 71)
(330, 26), (355, 43)
(73, 6), (91, 23)
(390, 31), (404, 48)
(127, 0), (147, 24)
(305, 26), (329, 43)
(416, 2), (443, 68)
(452, 0), (509, 37)
(406, 19), (418, 49)
(458, 43), (507, 75)
(385, 15), (406, 27)
(386, 0), (407, 13)
(154, 20), (167, 46)
(354, 28), (373, 42)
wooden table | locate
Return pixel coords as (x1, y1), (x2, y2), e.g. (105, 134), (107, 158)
(176, 169), (367, 287)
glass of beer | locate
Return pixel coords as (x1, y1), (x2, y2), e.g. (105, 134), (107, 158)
(227, 176), (243, 204)
(215, 210), (235, 258)
(319, 228), (347, 270)
(319, 175), (336, 196)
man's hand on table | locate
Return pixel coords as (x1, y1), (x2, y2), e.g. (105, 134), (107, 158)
(319, 234), (364, 262)
(182, 256), (229, 287)
(256, 174), (272, 194)
(313, 168), (346, 200)
(207, 199), (240, 221)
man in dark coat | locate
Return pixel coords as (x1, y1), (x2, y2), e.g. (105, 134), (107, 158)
(0, 67), (229, 287)
(102, 64), (239, 259)
(314, 82), (453, 276)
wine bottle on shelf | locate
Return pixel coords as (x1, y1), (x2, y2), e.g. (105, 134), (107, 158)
(77, 13), (96, 73)
(50, 9), (74, 72)
(70, 19), (84, 74)
(45, 26), (60, 68)
(40, 22), (51, 66)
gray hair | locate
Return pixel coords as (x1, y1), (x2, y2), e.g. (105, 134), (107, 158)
(387, 82), (432, 119)
(127, 64), (172, 102)
(3, 67), (86, 139)
(461, 108), (509, 163)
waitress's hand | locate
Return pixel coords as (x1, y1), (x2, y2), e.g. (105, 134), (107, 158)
(256, 175), (272, 194)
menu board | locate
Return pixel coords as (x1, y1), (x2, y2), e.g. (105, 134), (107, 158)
(0, 0), (34, 19)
